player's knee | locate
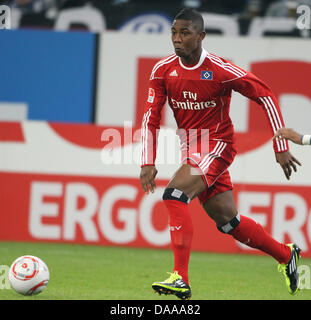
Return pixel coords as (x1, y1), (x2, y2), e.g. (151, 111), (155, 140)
(205, 202), (238, 227)
(217, 213), (240, 234)
(162, 188), (190, 204)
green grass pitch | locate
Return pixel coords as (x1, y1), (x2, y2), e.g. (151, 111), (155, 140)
(0, 241), (310, 300)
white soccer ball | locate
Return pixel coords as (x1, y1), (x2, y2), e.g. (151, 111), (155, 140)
(9, 255), (50, 296)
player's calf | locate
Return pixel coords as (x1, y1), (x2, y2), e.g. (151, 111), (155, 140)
(218, 213), (292, 266)
(162, 187), (193, 286)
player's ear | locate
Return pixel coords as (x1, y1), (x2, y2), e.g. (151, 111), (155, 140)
(199, 31), (206, 41)
(196, 31), (206, 45)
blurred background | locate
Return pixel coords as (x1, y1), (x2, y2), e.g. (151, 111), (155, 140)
(0, 0), (311, 258)
(1, 0), (311, 36)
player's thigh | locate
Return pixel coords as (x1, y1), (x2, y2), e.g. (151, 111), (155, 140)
(202, 190), (238, 226)
(166, 163), (205, 200)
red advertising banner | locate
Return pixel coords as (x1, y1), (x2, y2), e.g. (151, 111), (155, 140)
(1, 172), (311, 257)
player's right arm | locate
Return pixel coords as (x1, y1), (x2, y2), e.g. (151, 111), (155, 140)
(140, 62), (167, 194)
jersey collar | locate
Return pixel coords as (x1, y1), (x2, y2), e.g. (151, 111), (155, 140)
(178, 48), (207, 70)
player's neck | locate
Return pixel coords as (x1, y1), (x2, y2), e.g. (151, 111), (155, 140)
(180, 47), (202, 66)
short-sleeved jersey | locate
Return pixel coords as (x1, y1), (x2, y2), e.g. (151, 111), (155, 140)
(141, 49), (288, 166)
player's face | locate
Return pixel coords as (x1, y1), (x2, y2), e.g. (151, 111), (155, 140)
(171, 19), (205, 62)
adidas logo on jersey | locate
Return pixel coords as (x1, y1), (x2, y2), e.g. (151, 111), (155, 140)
(169, 70), (178, 77)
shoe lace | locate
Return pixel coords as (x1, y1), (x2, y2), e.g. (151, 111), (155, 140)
(164, 271), (181, 283)
(278, 263), (287, 277)
(278, 243), (293, 277)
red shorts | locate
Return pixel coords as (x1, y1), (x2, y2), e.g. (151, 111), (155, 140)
(181, 140), (237, 204)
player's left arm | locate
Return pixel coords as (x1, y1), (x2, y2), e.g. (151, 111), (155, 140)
(224, 71), (301, 180)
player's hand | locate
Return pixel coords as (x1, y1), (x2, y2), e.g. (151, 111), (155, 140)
(275, 151), (301, 180)
(140, 165), (158, 194)
(273, 128), (302, 145)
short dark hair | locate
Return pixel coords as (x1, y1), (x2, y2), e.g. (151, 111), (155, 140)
(174, 8), (204, 32)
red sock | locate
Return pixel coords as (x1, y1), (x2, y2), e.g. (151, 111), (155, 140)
(164, 199), (193, 285)
(231, 215), (291, 263)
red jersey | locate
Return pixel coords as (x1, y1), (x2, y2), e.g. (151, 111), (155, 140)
(141, 49), (288, 167)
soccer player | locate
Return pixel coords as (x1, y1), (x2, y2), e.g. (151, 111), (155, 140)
(139, 8), (301, 299)
(274, 128), (311, 145)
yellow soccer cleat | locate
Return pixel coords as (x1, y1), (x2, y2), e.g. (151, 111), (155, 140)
(278, 243), (301, 295)
(152, 271), (191, 300)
